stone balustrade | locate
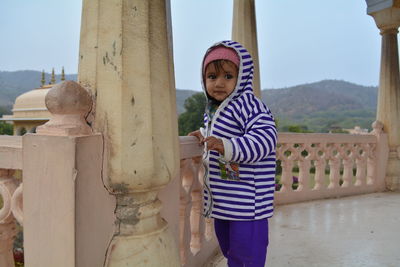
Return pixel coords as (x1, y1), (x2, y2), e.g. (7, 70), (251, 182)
(177, 122), (389, 265)
(275, 121), (388, 205)
(179, 136), (217, 266)
(0, 135), (23, 267)
(0, 119), (390, 267)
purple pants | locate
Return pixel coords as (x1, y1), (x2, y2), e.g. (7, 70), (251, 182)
(214, 218), (269, 267)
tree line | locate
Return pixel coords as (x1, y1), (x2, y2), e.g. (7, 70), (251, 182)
(178, 93), (314, 135)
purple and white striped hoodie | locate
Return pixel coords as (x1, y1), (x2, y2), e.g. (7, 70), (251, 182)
(201, 40), (277, 221)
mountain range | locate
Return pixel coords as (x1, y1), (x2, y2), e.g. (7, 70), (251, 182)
(0, 70), (378, 132)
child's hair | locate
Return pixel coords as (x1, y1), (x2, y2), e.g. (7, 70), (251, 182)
(205, 60), (238, 75)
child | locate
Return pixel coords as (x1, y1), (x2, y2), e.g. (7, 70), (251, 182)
(189, 40), (277, 267)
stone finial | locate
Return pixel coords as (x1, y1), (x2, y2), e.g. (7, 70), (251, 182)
(50, 68), (56, 84)
(371, 120), (384, 135)
(36, 80), (93, 136)
(61, 67), (65, 81)
(41, 70), (45, 87)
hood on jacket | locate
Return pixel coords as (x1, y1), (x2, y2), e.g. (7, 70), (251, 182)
(201, 40), (255, 105)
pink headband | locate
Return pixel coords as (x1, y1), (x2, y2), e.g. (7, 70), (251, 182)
(203, 46), (240, 71)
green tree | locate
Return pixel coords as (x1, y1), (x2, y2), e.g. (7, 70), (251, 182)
(178, 92), (206, 136)
(282, 124), (313, 133)
(0, 122), (13, 135)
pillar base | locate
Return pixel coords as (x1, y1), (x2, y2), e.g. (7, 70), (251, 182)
(385, 149), (400, 191)
(105, 224), (179, 267)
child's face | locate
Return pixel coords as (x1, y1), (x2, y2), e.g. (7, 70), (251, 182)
(205, 61), (238, 101)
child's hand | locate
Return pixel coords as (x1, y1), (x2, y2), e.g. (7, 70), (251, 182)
(203, 136), (224, 155)
(188, 130), (204, 145)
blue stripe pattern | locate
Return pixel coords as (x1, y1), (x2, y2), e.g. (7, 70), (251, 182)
(201, 40), (277, 221)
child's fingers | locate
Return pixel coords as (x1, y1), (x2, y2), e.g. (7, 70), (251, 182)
(203, 136), (214, 142)
(188, 131), (205, 146)
(203, 137), (224, 154)
(203, 137), (215, 144)
(188, 131), (199, 137)
(204, 137), (217, 150)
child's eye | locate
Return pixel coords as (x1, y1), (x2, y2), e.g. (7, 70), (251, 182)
(225, 74), (233, 79)
(207, 74), (216, 79)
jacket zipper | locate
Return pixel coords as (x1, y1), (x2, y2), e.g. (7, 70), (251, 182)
(203, 119), (213, 217)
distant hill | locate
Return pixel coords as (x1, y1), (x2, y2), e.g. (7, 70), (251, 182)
(261, 80), (377, 132)
(0, 70), (378, 132)
(0, 70), (77, 107)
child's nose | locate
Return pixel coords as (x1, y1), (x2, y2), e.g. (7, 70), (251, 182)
(216, 77), (225, 87)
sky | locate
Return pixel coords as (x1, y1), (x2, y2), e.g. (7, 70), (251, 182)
(0, 0), (383, 91)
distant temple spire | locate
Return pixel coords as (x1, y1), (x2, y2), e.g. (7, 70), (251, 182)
(61, 66), (65, 81)
(50, 68), (56, 84)
(41, 70), (45, 87)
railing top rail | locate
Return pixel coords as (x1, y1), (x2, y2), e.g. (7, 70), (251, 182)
(179, 136), (203, 160)
(0, 135), (22, 170)
(0, 135), (22, 148)
(278, 133), (377, 144)
(179, 133), (378, 160)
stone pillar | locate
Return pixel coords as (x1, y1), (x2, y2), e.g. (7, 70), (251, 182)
(78, 0), (180, 266)
(232, 0), (261, 97)
(367, 1), (400, 190)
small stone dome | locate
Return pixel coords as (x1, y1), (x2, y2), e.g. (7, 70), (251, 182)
(0, 69), (66, 135)
(12, 85), (52, 119)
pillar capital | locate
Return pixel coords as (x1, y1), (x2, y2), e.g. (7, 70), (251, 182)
(380, 28), (399, 35)
(366, 1), (400, 31)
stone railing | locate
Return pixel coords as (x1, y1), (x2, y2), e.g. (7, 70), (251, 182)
(176, 122), (389, 265)
(0, 135), (23, 267)
(275, 122), (388, 205)
(178, 136), (219, 266)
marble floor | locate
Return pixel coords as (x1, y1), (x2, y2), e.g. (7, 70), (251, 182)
(215, 192), (400, 267)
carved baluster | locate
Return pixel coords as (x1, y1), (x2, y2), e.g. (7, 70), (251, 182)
(179, 159), (191, 266)
(367, 144), (377, 185)
(280, 159), (293, 192)
(342, 145), (353, 188)
(313, 143), (326, 190)
(355, 144), (367, 186)
(195, 158), (213, 242)
(204, 218), (213, 242)
(297, 144), (311, 191)
(275, 144), (282, 191)
(0, 169), (18, 267)
(328, 144), (341, 189)
(190, 157), (202, 255)
(280, 144), (293, 192)
(182, 159), (194, 194)
(179, 189), (187, 266)
(11, 183), (23, 225)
